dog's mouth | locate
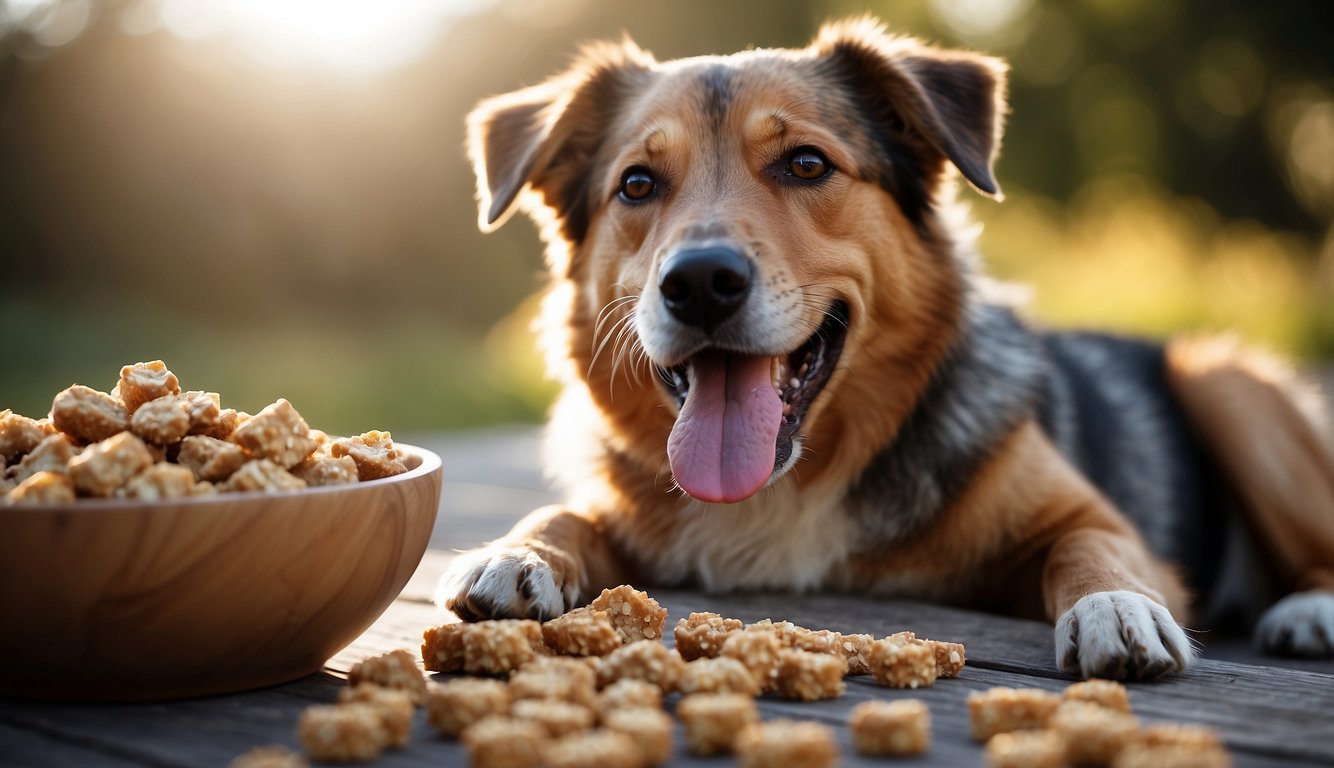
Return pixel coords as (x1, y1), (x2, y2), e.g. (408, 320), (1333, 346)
(657, 300), (848, 503)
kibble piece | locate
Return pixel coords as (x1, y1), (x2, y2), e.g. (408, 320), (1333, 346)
(1050, 701), (1140, 765)
(772, 649), (847, 701)
(206, 408), (242, 440)
(968, 687), (1062, 742)
(840, 633), (874, 675)
(329, 430), (409, 481)
(720, 628), (783, 689)
(677, 657), (761, 696)
(736, 719), (838, 768)
(596, 679), (663, 717)
(511, 698), (595, 737)
(604, 707), (672, 765)
(1113, 742), (1230, 768)
(590, 585), (668, 645)
(870, 637), (937, 689)
(850, 699), (931, 757)
(295, 703), (385, 762)
(223, 459), (307, 493)
(545, 729), (645, 768)
(232, 399), (319, 469)
(51, 386), (129, 443)
(925, 638), (967, 678)
(509, 668), (597, 708)
(985, 730), (1067, 768)
(337, 684), (414, 748)
(130, 393), (192, 445)
(292, 455), (359, 487)
(0, 410), (56, 463)
(522, 655), (601, 686)
(120, 463), (210, 500)
(421, 622), (469, 673)
(1064, 678), (1130, 713)
(424, 678), (510, 737)
(181, 390), (221, 434)
(12, 434), (78, 482)
(68, 432), (154, 497)
(544, 606), (621, 657)
(117, 360), (181, 413)
(744, 618), (804, 646)
(5, 470), (75, 505)
(1139, 723), (1224, 752)
(348, 649), (427, 705)
(228, 745), (309, 768)
(464, 619), (544, 675)
(793, 628), (844, 656)
(676, 693), (758, 755)
(596, 640), (686, 692)
(674, 612), (744, 661)
(177, 435), (247, 483)
(461, 716), (549, 768)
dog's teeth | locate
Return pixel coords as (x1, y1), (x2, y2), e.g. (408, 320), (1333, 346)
(798, 362), (809, 377)
(790, 377), (801, 390)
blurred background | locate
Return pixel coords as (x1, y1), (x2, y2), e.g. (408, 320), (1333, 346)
(2, 0), (1332, 435)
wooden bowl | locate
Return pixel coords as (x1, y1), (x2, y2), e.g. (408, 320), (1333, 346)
(0, 444), (442, 701)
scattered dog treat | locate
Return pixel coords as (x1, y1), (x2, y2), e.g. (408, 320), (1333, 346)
(591, 585), (668, 644)
(522, 655), (601, 687)
(347, 649), (426, 705)
(720, 628), (784, 689)
(544, 729), (645, 768)
(421, 622), (469, 673)
(603, 707), (673, 765)
(925, 638), (967, 678)
(596, 640), (685, 692)
(984, 730), (1067, 768)
(596, 679), (663, 717)
(772, 649), (847, 701)
(1139, 723), (1225, 751)
(423, 678), (510, 737)
(1112, 741), (1231, 768)
(460, 716), (549, 768)
(463, 619), (544, 675)
(295, 703), (387, 762)
(336, 684), (414, 748)
(509, 666), (597, 708)
(869, 636), (938, 689)
(1050, 700), (1141, 765)
(543, 606), (621, 657)
(228, 745), (310, 768)
(850, 699), (931, 757)
(511, 698), (596, 737)
(676, 656), (761, 696)
(968, 687), (1062, 742)
(839, 633), (875, 675)
(677, 693), (758, 755)
(736, 718), (838, 768)
(673, 612), (743, 660)
(1064, 678), (1131, 713)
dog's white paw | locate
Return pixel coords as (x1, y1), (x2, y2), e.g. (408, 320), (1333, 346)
(1055, 590), (1194, 680)
(1255, 590), (1334, 658)
(435, 545), (575, 622)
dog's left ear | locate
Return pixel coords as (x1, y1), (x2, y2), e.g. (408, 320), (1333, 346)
(814, 18), (1007, 198)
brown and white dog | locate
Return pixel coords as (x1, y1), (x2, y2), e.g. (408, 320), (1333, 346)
(441, 18), (1334, 679)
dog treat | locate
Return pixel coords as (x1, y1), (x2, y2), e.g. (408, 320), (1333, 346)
(676, 693), (758, 755)
(0, 475), (14, 496)
(295, 703), (386, 762)
(596, 679), (663, 717)
(720, 628), (784, 688)
(603, 707), (673, 765)
(596, 640), (685, 692)
(0, 409), (55, 463)
(840, 633), (875, 675)
(228, 745), (309, 768)
(232, 399), (319, 469)
(421, 622), (470, 673)
(116, 360), (181, 414)
(1139, 723), (1225, 752)
(1050, 701), (1140, 765)
(329, 430), (409, 481)
(544, 606), (621, 657)
(522, 655), (601, 685)
(850, 699), (931, 757)
(51, 386), (129, 443)
(176, 435), (247, 484)
(206, 408), (243, 440)
(461, 716), (549, 768)
(464, 619), (544, 675)
(1064, 678), (1131, 713)
(924, 638), (967, 677)
(511, 698), (596, 737)
(67, 431), (154, 497)
(1112, 742), (1231, 768)
(735, 719), (838, 768)
(121, 463), (212, 500)
(223, 459), (307, 493)
(772, 649), (847, 701)
(181, 390), (221, 434)
(424, 678), (510, 737)
(509, 667), (597, 708)
(745, 618), (804, 645)
(5, 470), (75, 505)
(130, 393), (192, 445)
(674, 612), (744, 661)
(347, 649), (427, 705)
(545, 729), (645, 768)
(12, 434), (78, 482)
(591, 585), (668, 644)
(869, 636), (937, 689)
(968, 687), (1062, 742)
(336, 684), (414, 748)
(984, 730), (1067, 768)
(676, 657), (761, 696)
(292, 455), (359, 487)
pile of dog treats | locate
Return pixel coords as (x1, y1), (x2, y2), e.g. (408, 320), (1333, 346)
(229, 584), (1228, 767)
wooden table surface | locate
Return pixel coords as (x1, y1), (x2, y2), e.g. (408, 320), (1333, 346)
(3, 428), (1334, 767)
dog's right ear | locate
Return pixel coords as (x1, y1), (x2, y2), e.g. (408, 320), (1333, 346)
(467, 39), (654, 240)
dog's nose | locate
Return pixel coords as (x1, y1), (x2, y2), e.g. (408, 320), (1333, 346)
(658, 246), (753, 331)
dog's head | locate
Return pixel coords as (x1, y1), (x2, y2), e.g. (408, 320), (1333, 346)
(468, 18), (1006, 504)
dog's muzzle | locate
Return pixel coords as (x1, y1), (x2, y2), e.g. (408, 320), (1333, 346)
(658, 246), (753, 333)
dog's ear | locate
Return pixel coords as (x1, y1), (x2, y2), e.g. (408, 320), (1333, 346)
(467, 38), (655, 238)
(814, 17), (1007, 198)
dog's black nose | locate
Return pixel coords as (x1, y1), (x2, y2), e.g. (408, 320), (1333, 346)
(658, 246), (752, 331)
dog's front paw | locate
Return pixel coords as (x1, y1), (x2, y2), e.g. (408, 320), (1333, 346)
(1255, 590), (1334, 658)
(1055, 590), (1194, 680)
(435, 545), (579, 622)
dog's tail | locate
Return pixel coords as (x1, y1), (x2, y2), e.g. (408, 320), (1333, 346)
(1165, 336), (1334, 592)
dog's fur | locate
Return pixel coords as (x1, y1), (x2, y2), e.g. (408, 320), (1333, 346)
(442, 18), (1334, 679)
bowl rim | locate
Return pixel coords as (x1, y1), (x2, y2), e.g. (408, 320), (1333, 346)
(0, 442), (442, 512)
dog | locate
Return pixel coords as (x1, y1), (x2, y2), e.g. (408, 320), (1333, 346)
(440, 17), (1334, 679)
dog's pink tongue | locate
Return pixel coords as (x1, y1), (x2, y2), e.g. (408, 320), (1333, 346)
(667, 350), (781, 504)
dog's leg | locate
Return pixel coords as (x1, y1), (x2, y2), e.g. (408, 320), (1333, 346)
(1166, 338), (1334, 657)
(436, 506), (625, 622)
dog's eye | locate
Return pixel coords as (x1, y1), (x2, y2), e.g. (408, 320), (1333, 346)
(619, 168), (656, 202)
(787, 148), (830, 181)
